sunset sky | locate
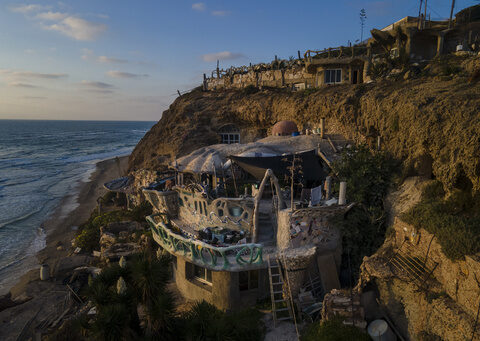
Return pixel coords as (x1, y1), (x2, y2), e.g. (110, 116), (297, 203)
(0, 0), (475, 121)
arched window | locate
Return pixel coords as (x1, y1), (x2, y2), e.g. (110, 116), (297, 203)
(219, 124), (240, 144)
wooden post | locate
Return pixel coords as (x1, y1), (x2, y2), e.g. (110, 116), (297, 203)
(448, 0), (456, 29)
(203, 73), (207, 91)
(177, 90), (181, 97)
(320, 118), (325, 139)
(230, 159), (239, 197)
(297, 50), (301, 60)
(424, 0), (427, 30)
(328, 136), (338, 153)
(377, 136), (381, 150)
(338, 182), (347, 205)
(418, 0), (424, 29)
(252, 169), (283, 242)
(216, 60), (220, 79)
(290, 156), (295, 212)
(325, 176), (332, 200)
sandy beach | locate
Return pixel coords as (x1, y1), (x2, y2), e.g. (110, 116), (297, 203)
(0, 156), (128, 340)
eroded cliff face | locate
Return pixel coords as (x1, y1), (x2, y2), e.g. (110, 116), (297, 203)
(359, 177), (480, 340)
(129, 55), (480, 191)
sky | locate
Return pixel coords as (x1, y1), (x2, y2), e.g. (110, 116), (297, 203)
(0, 0), (477, 121)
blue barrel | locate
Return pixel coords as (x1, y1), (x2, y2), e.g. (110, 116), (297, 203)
(292, 132), (300, 136)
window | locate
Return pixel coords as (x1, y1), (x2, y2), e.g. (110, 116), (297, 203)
(220, 133), (240, 144)
(219, 124), (240, 144)
(193, 264), (212, 284)
(239, 270), (259, 291)
(324, 69), (342, 84)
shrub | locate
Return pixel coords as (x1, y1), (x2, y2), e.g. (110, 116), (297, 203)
(75, 202), (152, 251)
(401, 181), (480, 260)
(331, 145), (397, 281)
(83, 252), (177, 340)
(301, 318), (371, 341)
(181, 301), (264, 341)
(243, 84), (258, 94)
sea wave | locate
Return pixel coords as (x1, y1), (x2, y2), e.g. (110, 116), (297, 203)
(0, 205), (44, 229)
(61, 147), (133, 164)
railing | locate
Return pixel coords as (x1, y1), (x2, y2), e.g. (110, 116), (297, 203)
(304, 46), (368, 60)
(146, 214), (264, 271)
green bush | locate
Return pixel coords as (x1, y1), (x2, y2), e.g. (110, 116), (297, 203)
(331, 145), (397, 281)
(83, 256), (263, 341)
(243, 84), (258, 94)
(181, 301), (264, 341)
(75, 202), (152, 251)
(83, 252), (177, 340)
(301, 319), (371, 341)
(401, 181), (480, 260)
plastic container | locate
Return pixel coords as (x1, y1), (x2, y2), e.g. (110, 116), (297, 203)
(292, 132), (300, 136)
(40, 264), (50, 281)
(367, 319), (397, 341)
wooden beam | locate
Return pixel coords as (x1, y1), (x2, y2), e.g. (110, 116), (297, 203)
(327, 136), (338, 153)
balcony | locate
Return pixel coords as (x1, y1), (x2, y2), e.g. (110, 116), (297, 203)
(146, 214), (264, 271)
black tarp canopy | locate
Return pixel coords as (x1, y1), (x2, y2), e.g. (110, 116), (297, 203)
(229, 149), (327, 182)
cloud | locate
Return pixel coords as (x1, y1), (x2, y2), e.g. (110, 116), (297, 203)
(0, 69), (68, 80)
(192, 3), (205, 11)
(43, 16), (106, 41)
(106, 71), (149, 79)
(201, 51), (245, 62)
(36, 11), (68, 20)
(80, 80), (115, 93)
(211, 10), (230, 16)
(9, 4), (46, 13)
(8, 82), (39, 88)
(81, 48), (93, 61)
(97, 55), (128, 64)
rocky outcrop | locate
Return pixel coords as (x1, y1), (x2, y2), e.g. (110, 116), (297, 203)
(129, 55), (480, 191)
(358, 177), (480, 340)
(321, 289), (367, 329)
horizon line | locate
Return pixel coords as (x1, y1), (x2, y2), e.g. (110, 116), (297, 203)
(0, 118), (157, 122)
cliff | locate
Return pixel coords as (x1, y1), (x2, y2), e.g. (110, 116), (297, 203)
(358, 177), (480, 340)
(129, 54), (480, 191)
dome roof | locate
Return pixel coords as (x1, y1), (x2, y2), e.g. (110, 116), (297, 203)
(271, 120), (298, 136)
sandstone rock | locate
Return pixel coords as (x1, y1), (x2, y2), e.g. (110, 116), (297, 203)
(101, 242), (141, 261)
(99, 232), (117, 247)
(118, 231), (130, 240)
(54, 255), (92, 278)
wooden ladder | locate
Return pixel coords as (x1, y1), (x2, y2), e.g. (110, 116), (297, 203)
(267, 256), (294, 327)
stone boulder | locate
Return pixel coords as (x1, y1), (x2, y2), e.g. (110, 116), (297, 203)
(101, 243), (141, 261)
(99, 232), (117, 249)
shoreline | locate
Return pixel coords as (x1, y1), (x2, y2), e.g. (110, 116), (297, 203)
(0, 155), (128, 340)
(37, 155), (128, 266)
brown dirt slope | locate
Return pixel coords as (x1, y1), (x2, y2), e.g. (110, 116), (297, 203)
(129, 57), (480, 191)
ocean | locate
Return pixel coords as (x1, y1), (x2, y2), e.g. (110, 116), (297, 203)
(0, 120), (154, 294)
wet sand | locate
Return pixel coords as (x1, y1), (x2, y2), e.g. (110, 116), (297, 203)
(0, 156), (128, 341)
